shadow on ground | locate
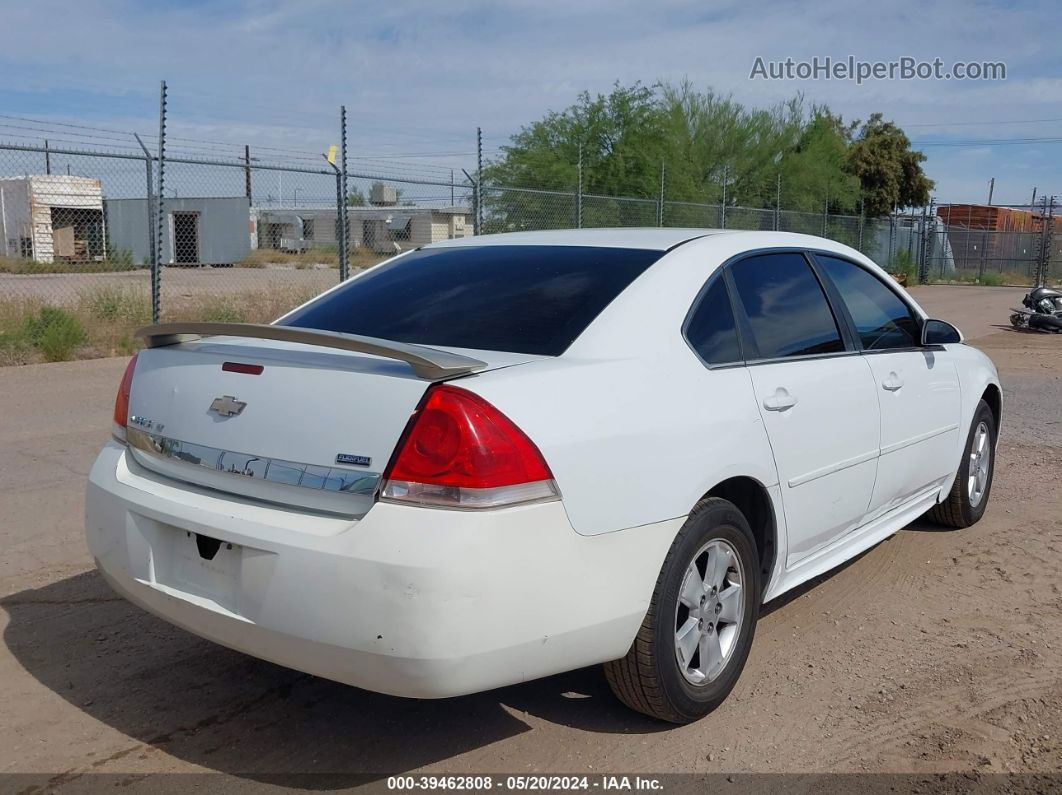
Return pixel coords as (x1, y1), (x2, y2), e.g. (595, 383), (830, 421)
(2, 570), (666, 787)
(4, 521), (937, 786)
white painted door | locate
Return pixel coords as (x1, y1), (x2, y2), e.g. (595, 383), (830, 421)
(728, 252), (881, 566)
(812, 254), (962, 517)
(863, 351), (961, 515)
(748, 358), (880, 563)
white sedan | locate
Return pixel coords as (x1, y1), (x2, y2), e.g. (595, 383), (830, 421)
(86, 229), (1000, 723)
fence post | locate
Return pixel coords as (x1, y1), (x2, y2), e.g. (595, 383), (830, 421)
(720, 165), (728, 229)
(919, 200), (933, 284)
(244, 145), (252, 201)
(153, 79), (167, 324)
(857, 195), (865, 251)
(133, 134), (157, 282)
(1047, 198), (1057, 287)
(339, 105), (349, 281)
(475, 127), (483, 235)
(576, 144), (583, 229)
(887, 205), (897, 267)
(822, 183), (829, 237)
(1038, 196), (1054, 287)
(657, 160), (665, 227)
(774, 173), (781, 231)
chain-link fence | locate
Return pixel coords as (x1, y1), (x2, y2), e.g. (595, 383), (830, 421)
(1, 119), (1058, 367)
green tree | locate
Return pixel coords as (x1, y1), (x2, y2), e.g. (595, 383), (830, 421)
(483, 82), (666, 197)
(346, 186), (366, 206)
(482, 82), (930, 228)
(846, 113), (934, 216)
(658, 81), (805, 207)
(778, 108), (860, 215)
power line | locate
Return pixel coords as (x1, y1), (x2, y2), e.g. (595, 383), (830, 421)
(902, 116), (1062, 128)
(914, 135), (1062, 147)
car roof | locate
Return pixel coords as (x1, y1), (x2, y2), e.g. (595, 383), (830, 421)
(423, 227), (736, 251)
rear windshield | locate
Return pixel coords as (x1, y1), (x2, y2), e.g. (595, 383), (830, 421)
(279, 245), (662, 356)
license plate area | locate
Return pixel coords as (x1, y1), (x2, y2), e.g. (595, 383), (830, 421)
(157, 529), (242, 613)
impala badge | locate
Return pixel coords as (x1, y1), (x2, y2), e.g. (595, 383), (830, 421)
(208, 395), (247, 417)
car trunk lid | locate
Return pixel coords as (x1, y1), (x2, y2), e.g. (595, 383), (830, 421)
(125, 333), (540, 517)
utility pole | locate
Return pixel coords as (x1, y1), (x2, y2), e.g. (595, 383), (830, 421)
(987, 177), (995, 206)
(44, 140), (51, 175)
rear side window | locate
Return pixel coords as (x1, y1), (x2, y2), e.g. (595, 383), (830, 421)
(815, 255), (920, 350)
(729, 252), (844, 359)
(685, 276), (742, 365)
(280, 245), (662, 356)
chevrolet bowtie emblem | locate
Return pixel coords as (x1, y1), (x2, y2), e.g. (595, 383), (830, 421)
(208, 395), (247, 417)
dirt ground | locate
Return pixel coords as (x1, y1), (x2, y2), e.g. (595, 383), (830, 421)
(0, 286), (1059, 791)
(0, 266), (344, 307)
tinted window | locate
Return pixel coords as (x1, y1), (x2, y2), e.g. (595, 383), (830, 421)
(729, 252), (844, 359)
(816, 255), (919, 350)
(685, 276), (742, 365)
(280, 245), (661, 356)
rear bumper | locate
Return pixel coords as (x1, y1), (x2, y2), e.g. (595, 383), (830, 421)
(86, 442), (680, 698)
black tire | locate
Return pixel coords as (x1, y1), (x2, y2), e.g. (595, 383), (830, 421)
(928, 399), (997, 528)
(604, 497), (761, 723)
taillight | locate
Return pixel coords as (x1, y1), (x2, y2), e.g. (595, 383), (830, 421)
(112, 354), (138, 441)
(380, 384), (559, 509)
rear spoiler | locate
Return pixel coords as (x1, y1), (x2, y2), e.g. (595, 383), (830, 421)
(135, 322), (488, 381)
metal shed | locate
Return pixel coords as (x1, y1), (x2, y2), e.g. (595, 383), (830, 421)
(105, 196), (251, 266)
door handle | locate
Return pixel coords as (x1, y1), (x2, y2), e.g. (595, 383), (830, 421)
(882, 372), (904, 391)
(763, 387), (798, 412)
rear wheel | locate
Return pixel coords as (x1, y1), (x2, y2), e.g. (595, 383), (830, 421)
(604, 497), (760, 723)
(928, 399), (996, 528)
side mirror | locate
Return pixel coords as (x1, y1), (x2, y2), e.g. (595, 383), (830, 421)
(921, 318), (962, 346)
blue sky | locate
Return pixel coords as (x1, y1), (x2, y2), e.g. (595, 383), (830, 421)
(2, 0), (1061, 205)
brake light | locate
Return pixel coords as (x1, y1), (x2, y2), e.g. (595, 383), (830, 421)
(222, 361), (264, 375)
(112, 354), (138, 441)
(380, 384), (559, 509)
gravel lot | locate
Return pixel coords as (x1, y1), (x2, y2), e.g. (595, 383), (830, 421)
(1, 286), (1059, 791)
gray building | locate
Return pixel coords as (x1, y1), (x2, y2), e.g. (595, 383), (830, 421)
(252, 205), (471, 255)
(105, 196), (250, 266)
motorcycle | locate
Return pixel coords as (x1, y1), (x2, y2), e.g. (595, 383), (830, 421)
(1009, 287), (1062, 332)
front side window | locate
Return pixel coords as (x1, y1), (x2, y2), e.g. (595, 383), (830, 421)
(685, 276), (742, 365)
(280, 245), (662, 356)
(816, 255), (920, 350)
(729, 252), (844, 359)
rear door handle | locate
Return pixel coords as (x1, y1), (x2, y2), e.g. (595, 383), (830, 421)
(882, 372), (904, 391)
(763, 387), (798, 412)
